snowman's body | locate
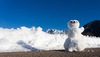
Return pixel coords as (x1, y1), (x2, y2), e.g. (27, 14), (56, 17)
(64, 20), (85, 52)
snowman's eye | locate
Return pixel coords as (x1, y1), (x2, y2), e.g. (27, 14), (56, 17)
(70, 21), (72, 23)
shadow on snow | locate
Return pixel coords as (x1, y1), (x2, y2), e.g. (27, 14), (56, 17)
(17, 40), (39, 51)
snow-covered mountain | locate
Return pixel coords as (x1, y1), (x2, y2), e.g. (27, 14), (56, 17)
(45, 29), (67, 34)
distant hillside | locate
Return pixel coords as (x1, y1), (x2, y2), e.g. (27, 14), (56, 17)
(82, 20), (100, 37)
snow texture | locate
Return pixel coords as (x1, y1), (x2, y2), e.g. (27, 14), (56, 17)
(0, 21), (99, 52)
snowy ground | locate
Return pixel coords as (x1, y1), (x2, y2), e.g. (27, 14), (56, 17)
(0, 26), (100, 52)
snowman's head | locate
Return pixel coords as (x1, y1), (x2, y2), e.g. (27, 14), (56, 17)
(67, 20), (80, 29)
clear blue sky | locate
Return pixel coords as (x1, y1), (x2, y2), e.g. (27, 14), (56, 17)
(0, 0), (100, 31)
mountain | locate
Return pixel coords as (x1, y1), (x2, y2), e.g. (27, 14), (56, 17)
(45, 29), (67, 34)
(82, 20), (100, 37)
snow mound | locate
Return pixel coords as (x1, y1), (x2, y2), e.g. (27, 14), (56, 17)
(0, 26), (67, 52)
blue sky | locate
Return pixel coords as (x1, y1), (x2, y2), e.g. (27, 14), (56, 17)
(0, 0), (100, 31)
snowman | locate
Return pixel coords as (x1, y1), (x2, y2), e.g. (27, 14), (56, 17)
(64, 20), (86, 52)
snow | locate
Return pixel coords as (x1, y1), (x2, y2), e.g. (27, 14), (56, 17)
(0, 26), (99, 52)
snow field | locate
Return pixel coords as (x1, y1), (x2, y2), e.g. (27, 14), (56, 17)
(0, 26), (99, 52)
